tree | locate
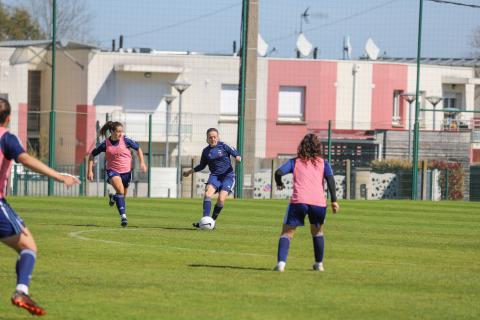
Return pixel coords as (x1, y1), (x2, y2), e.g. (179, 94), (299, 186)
(21, 0), (95, 43)
(0, 3), (45, 41)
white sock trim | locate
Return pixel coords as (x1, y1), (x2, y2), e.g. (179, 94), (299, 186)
(16, 284), (29, 295)
(20, 249), (36, 259)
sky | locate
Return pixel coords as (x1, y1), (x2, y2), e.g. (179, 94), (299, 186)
(5, 0), (480, 59)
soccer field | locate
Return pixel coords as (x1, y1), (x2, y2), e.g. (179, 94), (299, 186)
(0, 198), (479, 319)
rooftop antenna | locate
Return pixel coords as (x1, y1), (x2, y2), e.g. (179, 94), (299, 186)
(299, 7), (328, 33)
(343, 36), (352, 60)
(300, 7), (310, 33)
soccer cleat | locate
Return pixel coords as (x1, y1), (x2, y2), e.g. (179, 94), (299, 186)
(11, 291), (46, 316)
(192, 222), (200, 228)
(312, 262), (324, 272)
(273, 261), (286, 272)
(121, 217), (128, 227)
(108, 193), (115, 207)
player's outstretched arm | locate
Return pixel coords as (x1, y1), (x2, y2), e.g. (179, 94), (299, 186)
(17, 153), (80, 186)
(87, 154), (95, 181)
(137, 147), (147, 172)
(183, 168), (193, 177)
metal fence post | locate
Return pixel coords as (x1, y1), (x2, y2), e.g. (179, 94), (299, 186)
(327, 120), (333, 200)
(24, 168), (29, 196)
(346, 159), (351, 200)
(190, 158), (195, 198)
(148, 113), (152, 198)
(12, 164), (18, 196)
(79, 162), (85, 196)
(270, 158), (275, 199)
(445, 169), (449, 200)
(103, 113), (110, 197)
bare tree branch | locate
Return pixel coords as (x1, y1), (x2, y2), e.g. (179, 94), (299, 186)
(20, 0), (95, 43)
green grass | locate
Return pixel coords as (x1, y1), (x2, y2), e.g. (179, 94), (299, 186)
(0, 197), (479, 319)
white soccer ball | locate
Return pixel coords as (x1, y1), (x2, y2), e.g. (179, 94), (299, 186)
(198, 216), (215, 230)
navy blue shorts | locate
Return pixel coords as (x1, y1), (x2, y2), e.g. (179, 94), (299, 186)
(207, 174), (235, 193)
(107, 170), (132, 188)
(0, 199), (25, 239)
(283, 203), (327, 227)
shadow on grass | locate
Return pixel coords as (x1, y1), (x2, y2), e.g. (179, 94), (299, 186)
(39, 223), (195, 231)
(188, 264), (271, 271)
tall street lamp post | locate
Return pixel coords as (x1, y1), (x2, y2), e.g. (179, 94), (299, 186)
(163, 94), (176, 167)
(400, 93), (416, 162)
(426, 96), (443, 131)
(172, 81), (191, 198)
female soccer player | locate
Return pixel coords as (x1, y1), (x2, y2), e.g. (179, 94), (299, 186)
(87, 121), (147, 227)
(0, 98), (79, 316)
(183, 128), (241, 228)
(274, 133), (340, 272)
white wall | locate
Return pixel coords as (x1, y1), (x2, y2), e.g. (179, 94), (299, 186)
(0, 48), (29, 137)
(336, 61), (372, 130)
(407, 64), (475, 130)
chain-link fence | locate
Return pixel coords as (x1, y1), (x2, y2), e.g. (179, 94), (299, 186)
(1, 0), (479, 199)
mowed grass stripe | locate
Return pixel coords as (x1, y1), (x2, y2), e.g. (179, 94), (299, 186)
(0, 197), (478, 319)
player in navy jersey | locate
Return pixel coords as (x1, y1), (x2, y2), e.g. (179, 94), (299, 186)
(0, 98), (79, 316)
(183, 128), (241, 228)
(87, 121), (147, 226)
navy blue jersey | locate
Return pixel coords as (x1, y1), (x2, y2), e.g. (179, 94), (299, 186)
(91, 136), (139, 157)
(1, 132), (26, 162)
(278, 158), (333, 176)
(194, 142), (240, 176)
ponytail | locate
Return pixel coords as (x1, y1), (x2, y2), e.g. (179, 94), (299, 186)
(99, 121), (123, 137)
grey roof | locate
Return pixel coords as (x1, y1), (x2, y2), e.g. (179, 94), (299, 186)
(367, 57), (480, 67)
(0, 40), (99, 50)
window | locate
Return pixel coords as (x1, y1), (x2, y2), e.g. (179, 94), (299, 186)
(392, 90), (403, 125)
(443, 91), (462, 110)
(220, 84), (238, 117)
(278, 86), (305, 122)
(443, 92), (463, 129)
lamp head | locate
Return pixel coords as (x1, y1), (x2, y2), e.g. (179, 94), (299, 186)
(164, 94), (176, 104)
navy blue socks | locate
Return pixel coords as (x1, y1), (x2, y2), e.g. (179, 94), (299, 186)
(312, 235), (325, 263)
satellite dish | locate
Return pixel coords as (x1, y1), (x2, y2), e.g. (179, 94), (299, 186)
(296, 33), (313, 57)
(257, 33), (269, 57)
(365, 38), (379, 60)
(344, 36), (352, 60)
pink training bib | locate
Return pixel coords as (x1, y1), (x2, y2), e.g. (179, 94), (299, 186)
(0, 128), (13, 198)
(290, 157), (326, 207)
(105, 136), (132, 173)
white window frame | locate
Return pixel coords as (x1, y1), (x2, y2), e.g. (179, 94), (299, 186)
(220, 84), (238, 119)
(278, 86), (305, 122)
(392, 90), (402, 126)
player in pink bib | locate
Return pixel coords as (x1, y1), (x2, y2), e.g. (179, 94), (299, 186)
(87, 121), (147, 227)
(274, 134), (340, 272)
(0, 98), (79, 316)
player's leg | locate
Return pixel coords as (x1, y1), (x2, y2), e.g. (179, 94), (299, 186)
(212, 175), (234, 221)
(203, 184), (216, 217)
(193, 184), (216, 228)
(109, 175), (127, 226)
(308, 205), (327, 271)
(212, 190), (228, 221)
(1, 227), (46, 316)
(274, 203), (307, 272)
